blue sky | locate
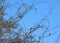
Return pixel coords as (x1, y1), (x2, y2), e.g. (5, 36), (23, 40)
(4, 0), (60, 43)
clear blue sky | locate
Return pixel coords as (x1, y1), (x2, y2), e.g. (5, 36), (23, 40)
(4, 0), (60, 43)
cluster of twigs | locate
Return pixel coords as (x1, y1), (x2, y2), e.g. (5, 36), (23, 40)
(0, 0), (59, 43)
